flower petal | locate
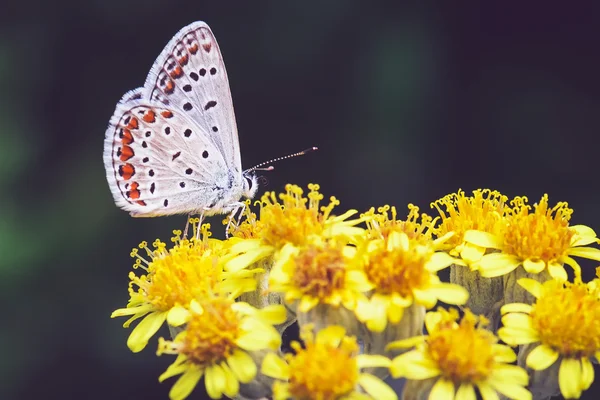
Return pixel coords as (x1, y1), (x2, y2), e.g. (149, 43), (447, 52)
(455, 383), (476, 400)
(516, 278), (543, 298)
(500, 303), (533, 315)
(491, 344), (517, 363)
(527, 344), (559, 371)
(226, 349), (257, 384)
(316, 325), (347, 347)
(386, 336), (427, 351)
(581, 357), (595, 391)
(220, 362), (240, 398)
(522, 258), (545, 274)
(426, 252), (456, 272)
(429, 283), (469, 306)
(570, 225), (597, 246)
(127, 311), (167, 353)
(464, 230), (501, 249)
(559, 358), (583, 399)
(257, 305), (288, 325)
(261, 352), (290, 380)
(226, 246), (273, 272)
(478, 253), (520, 277)
(357, 373), (398, 400)
(430, 378), (455, 400)
(169, 367), (203, 400)
(547, 263), (568, 281)
(568, 246), (600, 262)
(356, 354), (391, 369)
(167, 306), (191, 327)
(476, 382), (499, 400)
(390, 350), (440, 379)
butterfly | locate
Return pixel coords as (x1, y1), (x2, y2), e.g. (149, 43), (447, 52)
(103, 21), (258, 222)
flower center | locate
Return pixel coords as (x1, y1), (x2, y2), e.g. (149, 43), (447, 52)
(132, 238), (220, 311)
(363, 239), (431, 297)
(427, 311), (495, 384)
(366, 204), (436, 243)
(292, 241), (346, 300)
(431, 189), (507, 248)
(182, 298), (241, 366)
(259, 184), (339, 248)
(531, 280), (600, 358)
(287, 336), (359, 399)
(502, 195), (574, 263)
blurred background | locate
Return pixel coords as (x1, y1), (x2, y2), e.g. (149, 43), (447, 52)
(2, 1), (600, 399)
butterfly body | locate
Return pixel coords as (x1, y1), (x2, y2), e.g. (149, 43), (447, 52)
(103, 21), (257, 218)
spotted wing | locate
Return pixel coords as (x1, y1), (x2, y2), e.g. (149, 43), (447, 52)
(103, 94), (228, 217)
(141, 21), (243, 177)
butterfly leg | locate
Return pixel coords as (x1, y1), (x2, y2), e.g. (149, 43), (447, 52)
(182, 214), (193, 239)
(224, 202), (246, 238)
(196, 210), (207, 240)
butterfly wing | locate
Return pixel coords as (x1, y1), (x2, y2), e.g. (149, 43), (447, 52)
(103, 94), (230, 217)
(142, 21), (243, 177)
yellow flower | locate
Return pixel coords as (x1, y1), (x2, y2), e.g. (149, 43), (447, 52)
(364, 204), (439, 244)
(270, 238), (371, 312)
(390, 308), (531, 400)
(498, 278), (600, 399)
(111, 224), (259, 353)
(431, 189), (508, 266)
(261, 325), (397, 400)
(468, 194), (600, 280)
(358, 231), (468, 332)
(226, 184), (365, 272)
(158, 297), (286, 400)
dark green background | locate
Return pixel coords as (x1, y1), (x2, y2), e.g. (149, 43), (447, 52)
(2, 2), (599, 399)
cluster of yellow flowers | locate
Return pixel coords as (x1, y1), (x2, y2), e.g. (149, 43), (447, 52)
(112, 184), (600, 400)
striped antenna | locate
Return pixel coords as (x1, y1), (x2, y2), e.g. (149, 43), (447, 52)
(245, 147), (318, 172)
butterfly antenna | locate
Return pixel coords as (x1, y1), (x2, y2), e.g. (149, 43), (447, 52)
(245, 147), (318, 172)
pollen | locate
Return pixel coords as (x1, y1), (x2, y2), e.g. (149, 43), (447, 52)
(502, 195), (574, 263)
(181, 297), (241, 366)
(129, 225), (220, 311)
(286, 330), (359, 399)
(365, 204), (436, 243)
(363, 237), (431, 297)
(259, 184), (338, 248)
(530, 280), (600, 359)
(427, 309), (495, 384)
(431, 189), (507, 248)
(292, 241), (346, 300)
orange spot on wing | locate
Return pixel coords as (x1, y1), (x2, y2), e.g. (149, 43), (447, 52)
(165, 80), (175, 94)
(189, 44), (198, 54)
(136, 200), (147, 206)
(127, 117), (139, 129)
(161, 110), (173, 119)
(126, 182), (141, 199)
(142, 110), (156, 123)
(120, 145), (134, 161)
(202, 43), (212, 53)
(178, 54), (189, 66)
(120, 163), (135, 180)
(170, 66), (183, 79)
(122, 129), (134, 145)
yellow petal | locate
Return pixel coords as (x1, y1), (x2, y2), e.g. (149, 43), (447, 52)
(455, 383), (476, 400)
(386, 336), (427, 351)
(169, 367), (203, 400)
(464, 230), (501, 249)
(167, 306), (190, 327)
(559, 358), (583, 399)
(205, 364), (226, 399)
(478, 253), (520, 277)
(426, 252), (456, 272)
(562, 255), (583, 280)
(298, 295), (319, 313)
(261, 352), (290, 380)
(430, 378), (455, 400)
(491, 344), (517, 363)
(476, 382), (499, 400)
(226, 246), (273, 272)
(390, 350), (440, 379)
(226, 349), (257, 384)
(425, 310), (443, 333)
(580, 357), (595, 391)
(547, 263), (568, 281)
(357, 373), (398, 400)
(236, 320), (281, 350)
(522, 258), (546, 274)
(500, 303), (532, 315)
(429, 283), (469, 305)
(111, 304), (152, 318)
(460, 244), (486, 265)
(159, 357), (191, 382)
(487, 379), (531, 400)
(366, 294), (390, 332)
(489, 363), (529, 387)
(356, 354), (392, 369)
(316, 325), (346, 347)
(257, 305), (288, 325)
(570, 225), (597, 245)
(413, 288), (438, 308)
(516, 278), (543, 298)
(127, 311), (167, 353)
(220, 362), (240, 398)
(229, 238), (262, 254)
(568, 246), (600, 262)
(527, 344), (559, 370)
(345, 270), (374, 292)
(387, 300), (405, 324)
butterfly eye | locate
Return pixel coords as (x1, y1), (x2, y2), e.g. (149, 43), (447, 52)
(244, 176), (253, 192)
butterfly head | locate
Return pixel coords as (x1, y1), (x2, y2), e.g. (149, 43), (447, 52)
(242, 172), (258, 200)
